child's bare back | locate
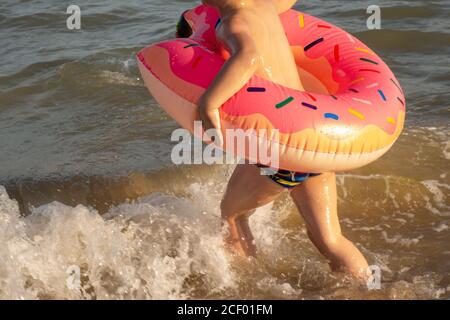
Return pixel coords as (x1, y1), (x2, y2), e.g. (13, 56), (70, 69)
(216, 0), (304, 91)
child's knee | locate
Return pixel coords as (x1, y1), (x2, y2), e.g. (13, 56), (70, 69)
(220, 198), (239, 220)
(220, 199), (231, 219)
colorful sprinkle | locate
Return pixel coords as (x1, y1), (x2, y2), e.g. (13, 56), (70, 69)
(247, 87), (266, 92)
(366, 82), (379, 89)
(359, 68), (381, 73)
(378, 89), (387, 101)
(387, 117), (396, 124)
(334, 45), (340, 62)
(324, 113), (339, 120)
(352, 97), (372, 105)
(276, 97), (294, 109)
(304, 38), (324, 52)
(348, 108), (365, 120)
(302, 102), (318, 110)
(331, 95), (338, 100)
(397, 97), (405, 106)
(317, 24), (331, 29)
(349, 88), (359, 93)
(215, 19), (221, 29)
(305, 93), (317, 101)
(391, 78), (404, 94)
(299, 14), (305, 28)
(360, 57), (379, 65)
(192, 56), (202, 68)
(350, 77), (365, 85)
(355, 47), (375, 56)
(184, 43), (199, 49)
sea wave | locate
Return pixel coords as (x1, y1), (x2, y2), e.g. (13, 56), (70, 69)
(353, 30), (450, 53)
(334, 5), (442, 19)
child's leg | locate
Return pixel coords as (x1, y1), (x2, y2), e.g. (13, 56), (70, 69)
(221, 164), (284, 257)
(290, 172), (369, 279)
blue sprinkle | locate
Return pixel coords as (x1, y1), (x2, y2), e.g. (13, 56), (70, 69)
(378, 89), (387, 101)
(215, 19), (221, 29)
(324, 113), (339, 120)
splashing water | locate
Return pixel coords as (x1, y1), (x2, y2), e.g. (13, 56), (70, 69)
(0, 184), (237, 299)
(1, 167), (449, 300)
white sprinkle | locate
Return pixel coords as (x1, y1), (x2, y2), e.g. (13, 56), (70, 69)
(352, 97), (373, 105)
(366, 82), (379, 88)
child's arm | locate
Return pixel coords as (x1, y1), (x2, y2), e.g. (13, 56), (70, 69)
(198, 17), (259, 145)
(273, 0), (297, 13)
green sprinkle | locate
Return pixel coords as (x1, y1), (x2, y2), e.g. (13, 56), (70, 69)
(276, 97), (294, 109)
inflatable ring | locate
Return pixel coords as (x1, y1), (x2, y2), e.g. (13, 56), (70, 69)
(137, 5), (406, 172)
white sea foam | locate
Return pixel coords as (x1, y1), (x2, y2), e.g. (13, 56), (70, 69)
(0, 182), (320, 300)
(1, 172), (448, 299)
(381, 231), (423, 247)
(432, 221), (449, 233)
(421, 180), (450, 216)
(443, 141), (450, 160)
(0, 185), (236, 299)
(100, 70), (141, 86)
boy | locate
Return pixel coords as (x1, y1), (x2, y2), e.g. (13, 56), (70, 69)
(197, 0), (369, 279)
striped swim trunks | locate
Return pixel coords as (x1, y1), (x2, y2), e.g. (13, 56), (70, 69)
(257, 164), (322, 189)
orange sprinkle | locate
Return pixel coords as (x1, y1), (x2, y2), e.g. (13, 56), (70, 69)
(387, 117), (396, 124)
(355, 47), (375, 56)
(348, 108), (365, 120)
(350, 77), (365, 85)
(299, 14), (305, 28)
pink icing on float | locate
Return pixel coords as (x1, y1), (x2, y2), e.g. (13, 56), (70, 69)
(137, 5), (406, 172)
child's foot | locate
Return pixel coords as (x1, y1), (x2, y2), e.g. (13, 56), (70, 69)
(223, 218), (257, 257)
(224, 237), (252, 257)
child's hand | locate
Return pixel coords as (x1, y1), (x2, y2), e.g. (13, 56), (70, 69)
(198, 100), (224, 147)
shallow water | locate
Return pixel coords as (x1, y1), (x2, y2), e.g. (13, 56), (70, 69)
(0, 0), (449, 299)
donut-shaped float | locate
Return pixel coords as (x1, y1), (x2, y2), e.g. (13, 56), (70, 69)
(137, 4), (406, 172)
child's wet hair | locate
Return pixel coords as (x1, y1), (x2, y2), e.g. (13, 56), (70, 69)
(176, 11), (193, 38)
